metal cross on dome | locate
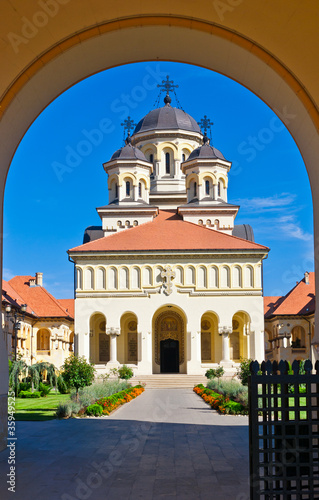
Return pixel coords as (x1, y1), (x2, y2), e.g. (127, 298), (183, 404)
(121, 116), (136, 138)
(198, 115), (214, 136)
(157, 75), (179, 96)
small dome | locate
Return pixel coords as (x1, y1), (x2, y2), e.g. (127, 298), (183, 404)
(187, 143), (227, 161)
(111, 143), (149, 162)
(133, 105), (201, 135)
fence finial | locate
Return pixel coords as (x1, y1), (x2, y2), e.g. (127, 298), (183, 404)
(250, 360), (259, 375)
(292, 359), (300, 375)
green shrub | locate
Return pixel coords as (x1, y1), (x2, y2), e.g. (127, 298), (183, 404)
(236, 358), (253, 386)
(118, 365), (134, 380)
(57, 374), (70, 394)
(205, 367), (224, 380)
(223, 399), (247, 415)
(19, 390), (41, 398)
(55, 404), (72, 419)
(207, 378), (248, 402)
(86, 403), (103, 417)
(70, 379), (129, 409)
(61, 355), (96, 402)
(18, 382), (31, 392)
(39, 382), (51, 397)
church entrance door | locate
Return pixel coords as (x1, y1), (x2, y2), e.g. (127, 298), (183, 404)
(160, 339), (179, 373)
(154, 309), (185, 374)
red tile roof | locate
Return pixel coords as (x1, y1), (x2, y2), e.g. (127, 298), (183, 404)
(69, 210), (269, 253)
(264, 272), (315, 318)
(2, 280), (33, 315)
(58, 299), (74, 319)
(8, 276), (73, 319)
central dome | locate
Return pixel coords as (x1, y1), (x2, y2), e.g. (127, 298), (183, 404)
(133, 104), (202, 135)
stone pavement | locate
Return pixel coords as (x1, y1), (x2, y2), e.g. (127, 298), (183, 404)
(0, 389), (250, 500)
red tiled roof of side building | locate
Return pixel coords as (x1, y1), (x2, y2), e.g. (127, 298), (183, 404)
(58, 299), (74, 319)
(2, 280), (34, 315)
(69, 210), (269, 253)
(264, 296), (283, 317)
(8, 276), (73, 319)
(264, 272), (315, 317)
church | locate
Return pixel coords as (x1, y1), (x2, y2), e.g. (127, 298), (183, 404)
(68, 77), (269, 376)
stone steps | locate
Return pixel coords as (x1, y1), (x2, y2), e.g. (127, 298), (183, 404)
(130, 374), (208, 389)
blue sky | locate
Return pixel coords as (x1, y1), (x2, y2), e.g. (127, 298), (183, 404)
(4, 62), (314, 298)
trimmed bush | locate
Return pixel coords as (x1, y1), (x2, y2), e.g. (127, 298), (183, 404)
(118, 365), (134, 380)
(19, 390), (41, 398)
(86, 403), (103, 417)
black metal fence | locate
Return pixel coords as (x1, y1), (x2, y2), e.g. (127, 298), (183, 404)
(248, 359), (319, 499)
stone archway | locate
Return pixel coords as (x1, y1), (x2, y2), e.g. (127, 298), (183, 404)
(154, 310), (186, 374)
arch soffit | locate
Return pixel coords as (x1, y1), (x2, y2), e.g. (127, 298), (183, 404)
(152, 305), (188, 324)
(108, 173), (118, 187)
(201, 311), (220, 324)
(1, 15), (318, 196)
(198, 172), (217, 184)
(158, 142), (179, 154)
(186, 173), (198, 188)
(119, 172), (137, 187)
(137, 173), (150, 189)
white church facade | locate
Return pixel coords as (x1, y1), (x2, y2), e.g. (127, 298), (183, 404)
(68, 78), (269, 376)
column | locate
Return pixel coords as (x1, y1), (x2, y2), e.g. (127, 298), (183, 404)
(221, 332), (230, 362)
(198, 183), (203, 201)
(109, 334), (118, 362)
(133, 184), (138, 201)
(213, 184), (218, 200)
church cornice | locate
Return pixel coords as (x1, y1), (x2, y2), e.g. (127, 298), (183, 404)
(70, 249), (267, 261)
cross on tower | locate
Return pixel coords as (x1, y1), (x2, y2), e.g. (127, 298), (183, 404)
(157, 75), (179, 96)
(198, 115), (214, 136)
(121, 116), (136, 137)
(161, 265), (176, 295)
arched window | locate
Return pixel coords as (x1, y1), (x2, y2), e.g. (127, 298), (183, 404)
(138, 182), (142, 197)
(182, 153), (186, 162)
(150, 153), (153, 164)
(126, 181), (131, 196)
(194, 182), (197, 197)
(218, 182), (221, 197)
(165, 152), (170, 174)
(205, 180), (210, 195)
(115, 183), (118, 199)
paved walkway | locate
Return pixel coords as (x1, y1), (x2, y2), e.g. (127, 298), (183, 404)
(0, 389), (250, 500)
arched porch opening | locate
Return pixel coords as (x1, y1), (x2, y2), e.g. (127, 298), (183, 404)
(200, 312), (220, 363)
(152, 305), (187, 374)
(89, 312), (108, 364)
(37, 328), (51, 353)
(118, 312), (138, 365)
(231, 312), (251, 361)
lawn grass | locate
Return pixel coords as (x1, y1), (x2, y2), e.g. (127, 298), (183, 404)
(15, 393), (70, 421)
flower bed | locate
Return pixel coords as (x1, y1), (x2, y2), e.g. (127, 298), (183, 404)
(194, 384), (247, 415)
(87, 385), (145, 416)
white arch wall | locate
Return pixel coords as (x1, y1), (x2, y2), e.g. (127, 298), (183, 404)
(1, 19), (319, 451)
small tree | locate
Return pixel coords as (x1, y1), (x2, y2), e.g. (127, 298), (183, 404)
(9, 359), (27, 396)
(118, 365), (133, 380)
(205, 367), (224, 387)
(236, 358), (253, 386)
(61, 355), (95, 401)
